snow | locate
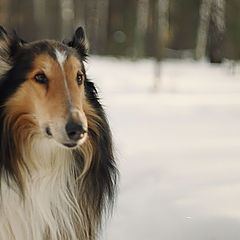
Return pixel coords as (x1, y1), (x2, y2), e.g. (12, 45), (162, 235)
(87, 57), (240, 240)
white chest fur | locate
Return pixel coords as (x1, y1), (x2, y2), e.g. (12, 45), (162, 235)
(0, 140), (81, 240)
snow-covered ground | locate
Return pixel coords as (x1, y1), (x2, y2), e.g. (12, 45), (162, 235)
(87, 57), (240, 240)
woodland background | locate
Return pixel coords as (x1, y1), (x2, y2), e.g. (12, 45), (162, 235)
(1, 1), (240, 239)
(0, 0), (238, 62)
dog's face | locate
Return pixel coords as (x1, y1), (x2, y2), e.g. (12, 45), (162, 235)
(25, 45), (88, 148)
(0, 27), (90, 149)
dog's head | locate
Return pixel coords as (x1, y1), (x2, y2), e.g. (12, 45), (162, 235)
(0, 26), (91, 149)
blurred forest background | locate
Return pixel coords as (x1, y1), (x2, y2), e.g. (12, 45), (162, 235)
(0, 0), (239, 62)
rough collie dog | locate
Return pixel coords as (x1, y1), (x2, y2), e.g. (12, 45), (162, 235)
(0, 26), (117, 240)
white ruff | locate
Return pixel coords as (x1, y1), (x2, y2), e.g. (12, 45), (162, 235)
(0, 138), (82, 240)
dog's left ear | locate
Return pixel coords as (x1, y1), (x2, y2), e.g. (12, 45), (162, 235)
(65, 27), (88, 60)
(0, 26), (26, 75)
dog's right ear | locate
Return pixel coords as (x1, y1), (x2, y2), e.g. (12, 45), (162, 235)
(0, 26), (25, 74)
(0, 26), (13, 72)
(65, 27), (88, 60)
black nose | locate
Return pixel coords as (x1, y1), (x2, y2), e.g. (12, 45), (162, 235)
(65, 120), (86, 141)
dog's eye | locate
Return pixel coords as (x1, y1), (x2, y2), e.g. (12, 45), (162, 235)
(77, 73), (83, 85)
(34, 73), (48, 84)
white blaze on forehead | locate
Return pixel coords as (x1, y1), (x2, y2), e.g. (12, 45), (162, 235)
(55, 49), (67, 66)
(55, 49), (73, 106)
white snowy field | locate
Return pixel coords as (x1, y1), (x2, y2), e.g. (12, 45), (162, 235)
(87, 57), (240, 240)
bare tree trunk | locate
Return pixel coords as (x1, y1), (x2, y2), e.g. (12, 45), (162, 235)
(33, 0), (46, 25)
(134, 0), (149, 58)
(33, 0), (46, 39)
(146, 0), (156, 58)
(0, 0), (10, 29)
(209, 0), (226, 63)
(84, 0), (98, 53)
(95, 0), (109, 54)
(74, 0), (85, 29)
(156, 0), (169, 61)
(195, 0), (213, 60)
(10, 0), (35, 41)
(46, 0), (61, 40)
(153, 0), (169, 91)
(60, 0), (75, 40)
